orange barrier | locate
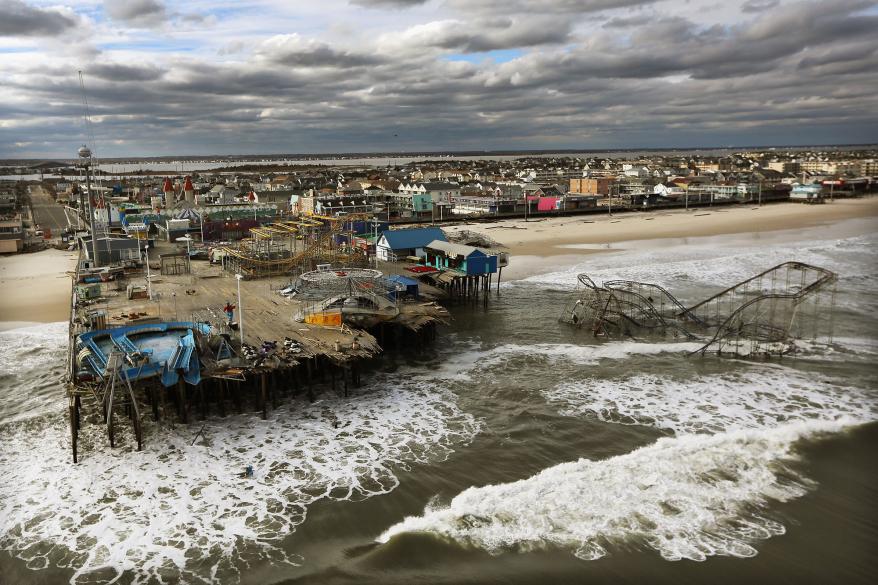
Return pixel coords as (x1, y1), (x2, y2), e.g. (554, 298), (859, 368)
(304, 311), (342, 326)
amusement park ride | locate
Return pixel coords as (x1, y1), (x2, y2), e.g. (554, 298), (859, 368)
(561, 261), (838, 358)
(216, 213), (375, 277)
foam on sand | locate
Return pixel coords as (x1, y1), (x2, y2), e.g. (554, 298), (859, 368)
(378, 419), (856, 561)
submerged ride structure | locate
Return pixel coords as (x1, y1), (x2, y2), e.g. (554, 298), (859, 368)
(560, 261), (838, 357)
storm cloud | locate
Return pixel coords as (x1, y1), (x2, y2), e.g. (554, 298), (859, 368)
(0, 0), (78, 37)
(1, 0), (876, 157)
(104, 0), (167, 28)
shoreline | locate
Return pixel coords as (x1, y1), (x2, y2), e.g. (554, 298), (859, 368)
(443, 197), (878, 279)
(1, 198), (876, 327)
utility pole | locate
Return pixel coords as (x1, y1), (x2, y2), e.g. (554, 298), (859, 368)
(608, 182), (614, 217)
(758, 180), (762, 206)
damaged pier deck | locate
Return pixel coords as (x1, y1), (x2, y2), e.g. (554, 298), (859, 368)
(66, 255), (449, 463)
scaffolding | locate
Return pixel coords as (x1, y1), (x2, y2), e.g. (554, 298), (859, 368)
(560, 261), (838, 357)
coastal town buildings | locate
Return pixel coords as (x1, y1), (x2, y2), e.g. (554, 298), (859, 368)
(1, 146), (876, 259)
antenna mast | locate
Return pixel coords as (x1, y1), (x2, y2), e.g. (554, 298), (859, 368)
(77, 71), (102, 267)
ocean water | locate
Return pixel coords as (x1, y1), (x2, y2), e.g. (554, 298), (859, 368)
(1, 226), (876, 584)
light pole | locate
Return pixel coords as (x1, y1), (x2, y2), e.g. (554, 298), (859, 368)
(180, 235), (191, 257)
(235, 273), (245, 346)
(145, 243), (152, 300)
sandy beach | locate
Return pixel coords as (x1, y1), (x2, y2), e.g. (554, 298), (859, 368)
(0, 249), (77, 330)
(443, 197), (878, 278)
(0, 198), (875, 327)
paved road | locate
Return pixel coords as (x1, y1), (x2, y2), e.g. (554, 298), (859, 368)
(29, 185), (71, 233)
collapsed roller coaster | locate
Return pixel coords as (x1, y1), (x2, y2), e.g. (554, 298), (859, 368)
(560, 261), (838, 357)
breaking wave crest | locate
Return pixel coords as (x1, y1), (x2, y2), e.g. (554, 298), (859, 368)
(441, 340), (703, 382)
(379, 359), (876, 561)
(544, 366), (877, 435)
(378, 419), (854, 561)
(0, 322), (69, 424)
(0, 322), (479, 585)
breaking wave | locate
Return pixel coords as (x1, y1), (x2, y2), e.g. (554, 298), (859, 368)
(518, 231), (877, 301)
(379, 364), (876, 561)
(378, 420), (852, 561)
(544, 366), (877, 435)
(0, 321), (68, 424)
(0, 326), (479, 584)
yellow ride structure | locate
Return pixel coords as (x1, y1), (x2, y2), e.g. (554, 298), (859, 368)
(218, 213), (373, 278)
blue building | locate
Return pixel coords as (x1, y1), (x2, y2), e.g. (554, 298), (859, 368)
(424, 240), (498, 275)
(376, 227), (447, 261)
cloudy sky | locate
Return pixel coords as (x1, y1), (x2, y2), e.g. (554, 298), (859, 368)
(1, 0), (877, 158)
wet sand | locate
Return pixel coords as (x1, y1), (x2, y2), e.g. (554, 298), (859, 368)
(0, 249), (76, 330)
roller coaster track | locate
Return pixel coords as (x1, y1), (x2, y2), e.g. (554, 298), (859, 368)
(562, 261), (838, 357)
(690, 264), (837, 356)
(686, 261), (835, 323)
(218, 214), (375, 271)
(605, 279), (705, 326)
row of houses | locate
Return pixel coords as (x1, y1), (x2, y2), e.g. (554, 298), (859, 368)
(0, 184), (25, 253)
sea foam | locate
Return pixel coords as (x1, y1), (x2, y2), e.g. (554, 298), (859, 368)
(378, 360), (876, 561)
(518, 231), (877, 297)
(378, 419), (852, 561)
(545, 366), (877, 435)
(0, 362), (478, 584)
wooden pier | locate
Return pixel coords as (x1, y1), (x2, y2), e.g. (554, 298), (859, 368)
(65, 248), (450, 463)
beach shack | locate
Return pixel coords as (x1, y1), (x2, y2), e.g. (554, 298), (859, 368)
(376, 227), (446, 261)
(424, 240), (498, 275)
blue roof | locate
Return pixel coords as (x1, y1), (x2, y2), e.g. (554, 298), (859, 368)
(386, 274), (419, 286)
(380, 227), (446, 250)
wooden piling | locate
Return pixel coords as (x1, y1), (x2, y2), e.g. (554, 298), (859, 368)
(178, 379), (188, 424)
(260, 373), (268, 420)
(218, 379), (227, 417)
(69, 395), (79, 464)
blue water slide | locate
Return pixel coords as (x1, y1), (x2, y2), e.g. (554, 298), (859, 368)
(77, 322), (211, 386)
